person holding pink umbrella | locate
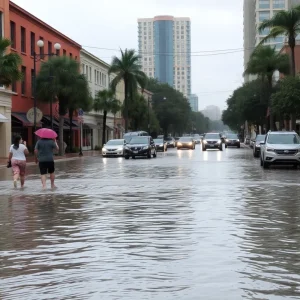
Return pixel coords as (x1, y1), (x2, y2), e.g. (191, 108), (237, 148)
(34, 128), (59, 189)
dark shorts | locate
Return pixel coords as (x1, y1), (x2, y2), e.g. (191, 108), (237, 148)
(39, 161), (55, 175)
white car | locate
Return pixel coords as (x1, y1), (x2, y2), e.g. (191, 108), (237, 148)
(260, 131), (300, 168)
(102, 139), (126, 157)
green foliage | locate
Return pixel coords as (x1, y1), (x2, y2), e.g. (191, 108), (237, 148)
(0, 38), (22, 86)
(190, 111), (211, 133)
(272, 76), (300, 115)
(222, 79), (269, 130)
(94, 145), (101, 151)
(109, 49), (148, 132)
(146, 78), (191, 135)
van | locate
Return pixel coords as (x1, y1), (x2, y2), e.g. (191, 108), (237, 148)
(123, 131), (149, 143)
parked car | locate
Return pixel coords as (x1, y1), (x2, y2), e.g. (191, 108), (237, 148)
(253, 134), (266, 157)
(177, 137), (196, 150)
(225, 133), (240, 148)
(202, 133), (223, 151)
(260, 131), (300, 168)
(250, 138), (255, 148)
(153, 138), (167, 152)
(124, 136), (157, 159)
(102, 139), (126, 157)
(165, 137), (176, 148)
(123, 131), (149, 144)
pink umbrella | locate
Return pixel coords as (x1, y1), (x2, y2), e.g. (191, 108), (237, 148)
(35, 128), (57, 139)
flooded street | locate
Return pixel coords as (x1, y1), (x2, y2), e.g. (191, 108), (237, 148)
(1, 146), (300, 300)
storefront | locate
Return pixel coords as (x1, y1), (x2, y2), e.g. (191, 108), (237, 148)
(0, 89), (12, 158)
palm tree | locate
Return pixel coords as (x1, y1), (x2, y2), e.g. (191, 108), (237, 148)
(108, 49), (148, 132)
(0, 38), (22, 86)
(258, 6), (300, 76)
(110, 100), (121, 139)
(94, 89), (121, 146)
(36, 56), (91, 155)
(244, 45), (290, 130)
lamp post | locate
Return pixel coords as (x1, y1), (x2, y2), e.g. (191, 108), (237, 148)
(33, 40), (61, 143)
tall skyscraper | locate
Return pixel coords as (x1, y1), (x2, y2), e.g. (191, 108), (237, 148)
(189, 94), (198, 112)
(137, 16), (191, 97)
(243, 0), (300, 82)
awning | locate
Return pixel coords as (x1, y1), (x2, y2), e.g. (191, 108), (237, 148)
(11, 112), (42, 127)
(42, 116), (60, 127)
(64, 118), (79, 128)
(84, 122), (100, 129)
(0, 113), (9, 123)
(106, 125), (114, 131)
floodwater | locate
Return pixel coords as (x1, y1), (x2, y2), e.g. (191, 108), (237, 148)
(0, 146), (300, 300)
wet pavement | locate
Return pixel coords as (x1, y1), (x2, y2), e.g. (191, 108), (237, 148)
(0, 145), (300, 300)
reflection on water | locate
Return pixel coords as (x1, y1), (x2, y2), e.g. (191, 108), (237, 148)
(0, 148), (300, 299)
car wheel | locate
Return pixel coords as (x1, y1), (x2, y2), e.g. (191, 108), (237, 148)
(153, 151), (157, 158)
(293, 164), (298, 169)
(260, 156), (263, 166)
(253, 151), (258, 158)
(219, 146), (223, 151)
(202, 147), (206, 151)
(263, 159), (270, 169)
(237, 144), (241, 148)
(147, 151), (151, 159)
(132, 156), (136, 159)
(125, 156), (129, 160)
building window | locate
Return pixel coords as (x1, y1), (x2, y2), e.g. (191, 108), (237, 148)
(48, 41), (52, 55)
(81, 63), (85, 74)
(30, 32), (35, 56)
(56, 49), (60, 56)
(94, 70), (97, 83)
(260, 27), (270, 35)
(259, 0), (270, 9)
(0, 12), (2, 39)
(31, 69), (34, 96)
(89, 67), (92, 81)
(12, 81), (16, 93)
(273, 0), (285, 9)
(10, 21), (16, 49)
(21, 27), (26, 53)
(70, 53), (72, 58)
(259, 11), (270, 22)
(39, 37), (44, 59)
(21, 66), (26, 95)
(63, 49), (66, 56)
(85, 65), (88, 79)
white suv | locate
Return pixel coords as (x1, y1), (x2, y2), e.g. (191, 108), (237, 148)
(260, 131), (300, 169)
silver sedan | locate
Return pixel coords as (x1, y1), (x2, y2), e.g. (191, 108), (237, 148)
(102, 139), (126, 157)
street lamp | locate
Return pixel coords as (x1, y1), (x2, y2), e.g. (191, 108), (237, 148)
(33, 40), (61, 144)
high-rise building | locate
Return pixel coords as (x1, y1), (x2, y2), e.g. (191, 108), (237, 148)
(202, 105), (221, 121)
(189, 94), (198, 112)
(243, 0), (300, 82)
(137, 16), (191, 97)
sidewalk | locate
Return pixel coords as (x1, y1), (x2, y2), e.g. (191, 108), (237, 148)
(0, 150), (101, 168)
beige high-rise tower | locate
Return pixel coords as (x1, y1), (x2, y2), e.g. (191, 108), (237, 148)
(243, 0), (300, 82)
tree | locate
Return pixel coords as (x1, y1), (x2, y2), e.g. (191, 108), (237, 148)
(109, 49), (148, 132)
(94, 89), (121, 146)
(244, 45), (290, 130)
(147, 78), (191, 136)
(272, 76), (300, 118)
(0, 38), (22, 86)
(110, 99), (122, 139)
(258, 6), (300, 76)
(36, 56), (91, 155)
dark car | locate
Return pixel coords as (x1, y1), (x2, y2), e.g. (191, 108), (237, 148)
(253, 134), (266, 157)
(177, 137), (196, 150)
(165, 137), (176, 148)
(123, 131), (149, 144)
(124, 136), (157, 159)
(154, 138), (167, 152)
(225, 133), (240, 148)
(202, 133), (223, 151)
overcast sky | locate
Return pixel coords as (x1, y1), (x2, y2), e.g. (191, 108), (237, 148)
(12, 0), (244, 111)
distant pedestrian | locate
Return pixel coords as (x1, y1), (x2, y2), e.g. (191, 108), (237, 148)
(8, 135), (29, 188)
(34, 138), (59, 189)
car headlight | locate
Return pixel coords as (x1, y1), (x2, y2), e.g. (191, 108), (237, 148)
(266, 148), (274, 152)
(188, 142), (192, 145)
(217, 140), (221, 144)
(177, 142), (182, 146)
(203, 140), (207, 144)
(237, 139), (240, 142)
(117, 147), (123, 151)
(160, 144), (163, 146)
(143, 146), (149, 150)
(125, 146), (130, 150)
(225, 139), (229, 142)
(102, 147), (107, 151)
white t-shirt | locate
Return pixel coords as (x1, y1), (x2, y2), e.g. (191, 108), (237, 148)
(9, 144), (27, 161)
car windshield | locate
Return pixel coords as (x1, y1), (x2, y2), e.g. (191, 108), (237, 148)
(166, 137), (173, 141)
(205, 134), (220, 139)
(255, 135), (265, 142)
(129, 137), (149, 144)
(106, 140), (123, 145)
(154, 139), (163, 143)
(179, 137), (192, 142)
(227, 134), (238, 139)
(267, 134), (300, 145)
